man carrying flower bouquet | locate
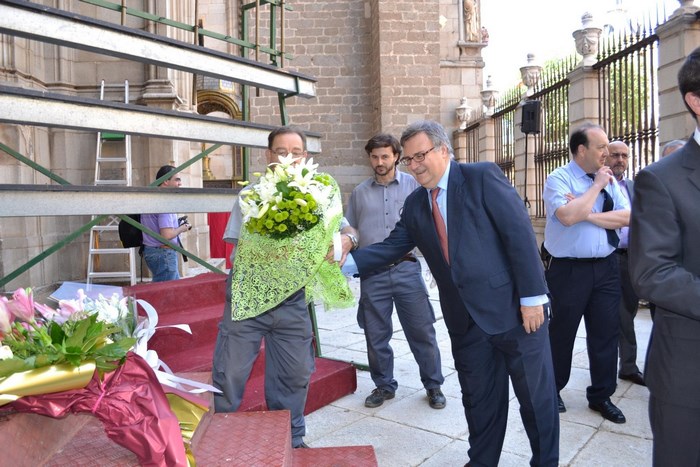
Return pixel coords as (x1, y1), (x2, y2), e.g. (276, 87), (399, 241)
(346, 133), (445, 410)
(212, 126), (357, 449)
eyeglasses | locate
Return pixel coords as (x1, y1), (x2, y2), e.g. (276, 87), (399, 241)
(399, 146), (435, 166)
(272, 149), (305, 157)
(608, 152), (629, 159)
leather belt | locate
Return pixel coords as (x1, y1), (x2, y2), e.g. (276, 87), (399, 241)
(553, 256), (607, 263)
(159, 244), (173, 249)
(363, 255), (418, 278)
(388, 255), (418, 268)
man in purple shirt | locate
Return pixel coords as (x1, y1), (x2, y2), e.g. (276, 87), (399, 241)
(141, 165), (191, 282)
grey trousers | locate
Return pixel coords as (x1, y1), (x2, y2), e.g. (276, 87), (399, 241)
(212, 272), (315, 446)
(616, 250), (641, 375)
(358, 260), (444, 392)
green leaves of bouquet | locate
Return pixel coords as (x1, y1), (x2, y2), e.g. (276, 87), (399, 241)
(240, 154), (334, 240)
(0, 288), (137, 378)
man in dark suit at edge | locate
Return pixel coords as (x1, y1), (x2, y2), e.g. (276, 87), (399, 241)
(341, 120), (559, 467)
(629, 46), (700, 467)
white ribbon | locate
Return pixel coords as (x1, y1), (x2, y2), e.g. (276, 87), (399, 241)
(332, 231), (342, 261)
(133, 299), (221, 394)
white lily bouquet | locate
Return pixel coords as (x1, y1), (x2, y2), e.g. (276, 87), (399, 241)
(231, 154), (354, 320)
(239, 154), (333, 239)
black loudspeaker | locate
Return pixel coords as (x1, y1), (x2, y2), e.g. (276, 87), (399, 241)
(521, 100), (541, 134)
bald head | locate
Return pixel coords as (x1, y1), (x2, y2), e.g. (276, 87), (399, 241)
(605, 141), (630, 180)
(661, 140), (685, 158)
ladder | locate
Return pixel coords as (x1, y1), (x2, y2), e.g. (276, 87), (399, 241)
(86, 80), (137, 285)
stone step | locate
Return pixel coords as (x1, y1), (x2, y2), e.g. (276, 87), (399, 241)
(178, 354), (357, 416)
(0, 411), (93, 466)
(193, 411), (292, 466)
(126, 272), (227, 311)
(292, 446), (378, 467)
(2, 377), (367, 466)
(194, 411), (378, 467)
(46, 416), (139, 466)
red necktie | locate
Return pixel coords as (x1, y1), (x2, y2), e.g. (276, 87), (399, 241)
(431, 188), (449, 264)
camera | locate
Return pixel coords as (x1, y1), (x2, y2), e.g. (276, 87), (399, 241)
(178, 215), (192, 230)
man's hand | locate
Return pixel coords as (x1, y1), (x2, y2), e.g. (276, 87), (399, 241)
(324, 232), (356, 266)
(521, 304), (545, 334)
(592, 166), (615, 189)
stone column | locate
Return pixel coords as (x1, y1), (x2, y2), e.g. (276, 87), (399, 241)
(478, 114), (496, 163)
(567, 66), (601, 129)
(656, 5), (700, 145)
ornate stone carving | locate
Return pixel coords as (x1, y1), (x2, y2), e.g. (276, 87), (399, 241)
(519, 54), (541, 97)
(480, 76), (498, 116)
(573, 13), (602, 67)
(456, 97), (473, 130)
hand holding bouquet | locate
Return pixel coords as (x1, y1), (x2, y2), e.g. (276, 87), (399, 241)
(239, 154), (334, 239)
(231, 153), (354, 320)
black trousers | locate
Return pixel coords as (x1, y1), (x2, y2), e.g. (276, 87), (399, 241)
(546, 255), (621, 403)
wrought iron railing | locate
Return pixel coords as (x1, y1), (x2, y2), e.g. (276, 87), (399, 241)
(595, 18), (660, 177)
(492, 90), (521, 184)
(531, 56), (577, 217)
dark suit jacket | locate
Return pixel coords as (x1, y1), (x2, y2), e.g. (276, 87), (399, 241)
(353, 161), (548, 335)
(630, 136), (700, 408)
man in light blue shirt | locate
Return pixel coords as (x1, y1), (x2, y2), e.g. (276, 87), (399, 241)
(543, 123), (630, 424)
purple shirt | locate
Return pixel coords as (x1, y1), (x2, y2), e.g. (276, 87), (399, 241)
(141, 213), (179, 246)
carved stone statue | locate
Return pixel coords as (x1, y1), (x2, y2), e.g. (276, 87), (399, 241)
(463, 0), (480, 42)
(481, 27), (489, 44)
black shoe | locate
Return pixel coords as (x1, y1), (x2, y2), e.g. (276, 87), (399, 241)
(427, 388), (446, 409)
(294, 441), (310, 449)
(619, 371), (646, 386)
(588, 399), (626, 424)
(364, 387), (395, 408)
(557, 394), (566, 413)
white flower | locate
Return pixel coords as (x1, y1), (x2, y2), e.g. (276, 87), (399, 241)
(0, 345), (13, 360)
(83, 293), (129, 324)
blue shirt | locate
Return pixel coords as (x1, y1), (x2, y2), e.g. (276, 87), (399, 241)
(543, 160), (631, 258)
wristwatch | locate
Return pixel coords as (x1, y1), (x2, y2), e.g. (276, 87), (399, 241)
(344, 233), (359, 251)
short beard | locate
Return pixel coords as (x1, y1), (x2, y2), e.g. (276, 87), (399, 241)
(374, 165), (394, 177)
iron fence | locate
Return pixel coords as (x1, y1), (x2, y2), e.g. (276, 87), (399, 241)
(595, 19), (660, 177)
(463, 120), (480, 163)
(531, 55), (577, 217)
(492, 88), (521, 184)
